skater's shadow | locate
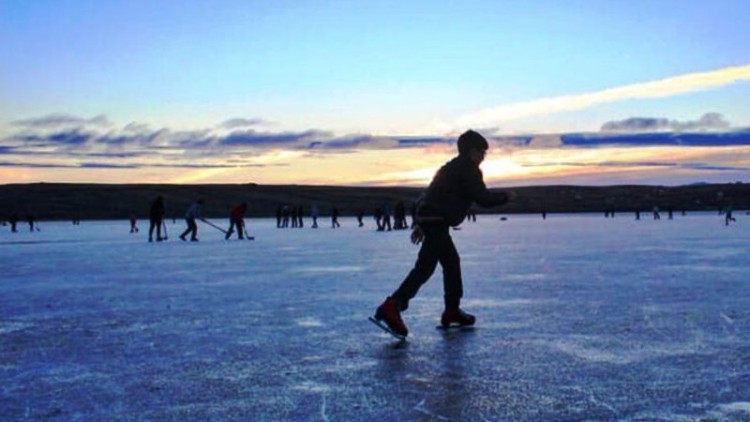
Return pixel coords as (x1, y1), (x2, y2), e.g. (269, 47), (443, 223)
(388, 338), (408, 350)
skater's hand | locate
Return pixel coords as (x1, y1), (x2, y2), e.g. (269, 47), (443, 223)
(410, 225), (425, 245)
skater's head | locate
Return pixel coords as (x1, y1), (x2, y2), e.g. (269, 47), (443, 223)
(457, 130), (488, 164)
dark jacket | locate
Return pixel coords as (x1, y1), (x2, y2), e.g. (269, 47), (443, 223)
(149, 197), (165, 220)
(417, 154), (508, 226)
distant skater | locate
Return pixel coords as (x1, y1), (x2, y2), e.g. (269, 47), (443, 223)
(380, 203), (392, 231)
(331, 207), (341, 228)
(311, 202), (319, 228)
(9, 213), (18, 233)
(149, 196), (166, 242)
(130, 214), (139, 233)
(226, 202), (247, 240)
(724, 205), (736, 226)
(27, 214), (35, 232)
(372, 130), (510, 338)
(297, 205), (305, 228)
(180, 199), (204, 241)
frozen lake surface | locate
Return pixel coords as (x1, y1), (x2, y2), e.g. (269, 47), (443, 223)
(2, 213), (749, 421)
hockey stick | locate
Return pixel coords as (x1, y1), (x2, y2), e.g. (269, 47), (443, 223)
(240, 220), (255, 241)
(201, 218), (228, 234)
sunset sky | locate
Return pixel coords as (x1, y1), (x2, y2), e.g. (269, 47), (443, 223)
(2, 0), (750, 187)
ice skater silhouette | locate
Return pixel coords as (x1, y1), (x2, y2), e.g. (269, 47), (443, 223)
(372, 130), (511, 338)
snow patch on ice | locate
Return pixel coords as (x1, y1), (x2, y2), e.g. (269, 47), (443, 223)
(295, 317), (324, 328)
(292, 381), (331, 393)
(542, 338), (710, 365)
(718, 402), (750, 413)
(0, 321), (34, 334)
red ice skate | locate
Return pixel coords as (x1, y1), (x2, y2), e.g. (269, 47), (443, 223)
(370, 297), (408, 339)
(440, 308), (476, 328)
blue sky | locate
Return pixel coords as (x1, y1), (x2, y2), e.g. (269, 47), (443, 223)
(1, 0), (750, 186)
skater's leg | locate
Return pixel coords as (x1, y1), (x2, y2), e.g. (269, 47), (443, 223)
(189, 219), (198, 240)
(390, 224), (442, 311)
(438, 232), (463, 310)
(180, 218), (193, 240)
(226, 220), (234, 239)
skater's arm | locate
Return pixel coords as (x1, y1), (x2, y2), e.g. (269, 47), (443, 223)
(465, 168), (509, 208)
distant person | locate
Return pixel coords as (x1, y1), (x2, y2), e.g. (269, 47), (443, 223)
(380, 203), (392, 231)
(149, 195), (166, 242)
(130, 214), (139, 233)
(226, 202), (248, 239)
(372, 130), (510, 338)
(331, 207), (341, 228)
(653, 205), (661, 220)
(725, 205), (736, 226)
(281, 205), (290, 228)
(9, 213), (18, 233)
(180, 199), (204, 242)
(291, 206), (299, 228)
(27, 214), (35, 232)
(297, 205), (305, 228)
(357, 210), (365, 227)
(310, 202), (320, 228)
(373, 206), (383, 230)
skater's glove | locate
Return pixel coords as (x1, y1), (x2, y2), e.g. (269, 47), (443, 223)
(410, 224), (425, 245)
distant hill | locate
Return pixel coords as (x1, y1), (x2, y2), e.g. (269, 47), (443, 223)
(1, 182), (748, 221)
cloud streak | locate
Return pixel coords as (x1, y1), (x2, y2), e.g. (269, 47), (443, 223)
(562, 130), (750, 147)
(11, 114), (111, 129)
(456, 64), (750, 128)
(601, 113), (730, 132)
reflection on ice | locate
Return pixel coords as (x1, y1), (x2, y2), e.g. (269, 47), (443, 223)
(291, 265), (365, 274)
(464, 298), (548, 308)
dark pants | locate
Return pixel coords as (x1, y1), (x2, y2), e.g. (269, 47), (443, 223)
(226, 218), (244, 239)
(149, 217), (163, 240)
(181, 218), (198, 240)
(392, 223), (463, 312)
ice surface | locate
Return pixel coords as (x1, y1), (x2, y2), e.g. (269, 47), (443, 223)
(1, 214), (749, 420)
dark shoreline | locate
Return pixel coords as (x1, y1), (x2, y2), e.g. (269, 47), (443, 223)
(2, 182), (748, 221)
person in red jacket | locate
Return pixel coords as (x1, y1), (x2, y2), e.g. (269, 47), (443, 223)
(226, 202), (248, 240)
(372, 130), (511, 338)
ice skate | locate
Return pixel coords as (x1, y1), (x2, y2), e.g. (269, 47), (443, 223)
(369, 297), (408, 339)
(440, 308), (476, 328)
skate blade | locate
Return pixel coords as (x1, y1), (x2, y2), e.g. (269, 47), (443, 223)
(368, 317), (406, 341)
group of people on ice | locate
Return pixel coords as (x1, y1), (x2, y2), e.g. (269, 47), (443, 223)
(141, 196), (249, 243)
(1, 213), (36, 233)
